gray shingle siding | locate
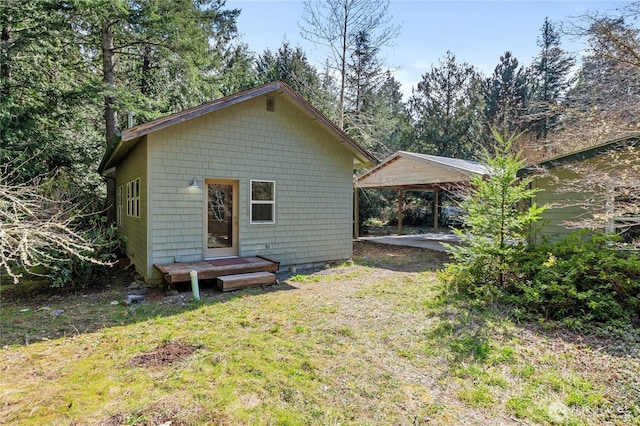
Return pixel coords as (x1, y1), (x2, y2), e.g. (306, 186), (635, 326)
(142, 94), (354, 282)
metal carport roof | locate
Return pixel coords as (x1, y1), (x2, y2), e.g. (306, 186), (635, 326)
(355, 151), (489, 190)
(353, 151), (489, 237)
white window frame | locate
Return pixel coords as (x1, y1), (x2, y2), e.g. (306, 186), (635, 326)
(126, 178), (140, 218)
(250, 180), (275, 224)
(127, 181), (131, 216)
(609, 185), (640, 234)
(116, 185), (123, 226)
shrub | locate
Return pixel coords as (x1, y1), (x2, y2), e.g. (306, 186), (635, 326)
(506, 232), (640, 324)
(49, 216), (125, 288)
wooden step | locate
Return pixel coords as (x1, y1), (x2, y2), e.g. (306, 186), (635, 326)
(217, 272), (276, 292)
(154, 256), (280, 285)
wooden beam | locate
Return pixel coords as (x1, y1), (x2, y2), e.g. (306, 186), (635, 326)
(217, 272), (276, 292)
(397, 188), (403, 235)
(433, 188), (439, 231)
(354, 187), (360, 239)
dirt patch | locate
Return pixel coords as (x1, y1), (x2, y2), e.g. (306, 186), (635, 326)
(353, 240), (451, 271)
(127, 342), (198, 368)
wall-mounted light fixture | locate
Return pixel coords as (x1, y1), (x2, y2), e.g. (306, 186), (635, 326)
(190, 177), (199, 188)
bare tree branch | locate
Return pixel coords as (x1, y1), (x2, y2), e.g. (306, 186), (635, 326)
(0, 167), (109, 283)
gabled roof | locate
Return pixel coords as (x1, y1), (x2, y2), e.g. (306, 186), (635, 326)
(400, 152), (490, 175)
(99, 80), (376, 173)
(355, 150), (489, 189)
(519, 132), (640, 175)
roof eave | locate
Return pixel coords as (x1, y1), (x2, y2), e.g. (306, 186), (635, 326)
(519, 132), (640, 176)
(400, 151), (489, 176)
(105, 80), (377, 170)
(97, 133), (123, 174)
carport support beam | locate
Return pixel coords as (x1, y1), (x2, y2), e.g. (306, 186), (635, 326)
(433, 188), (439, 231)
(397, 188), (403, 236)
(354, 187), (359, 239)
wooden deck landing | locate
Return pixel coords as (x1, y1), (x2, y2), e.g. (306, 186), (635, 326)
(154, 256), (280, 285)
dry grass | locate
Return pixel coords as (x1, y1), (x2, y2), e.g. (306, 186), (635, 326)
(1, 241), (638, 425)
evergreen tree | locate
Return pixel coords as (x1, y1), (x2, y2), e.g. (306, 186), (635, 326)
(374, 71), (413, 154)
(67, 0), (242, 144)
(409, 51), (484, 158)
(345, 30), (384, 114)
(342, 30), (399, 156)
(0, 0), (101, 182)
(347, 70), (411, 157)
(1, 0), (248, 223)
(256, 42), (321, 103)
(217, 42), (258, 96)
(527, 18), (575, 139)
(441, 130), (546, 298)
(483, 51), (530, 139)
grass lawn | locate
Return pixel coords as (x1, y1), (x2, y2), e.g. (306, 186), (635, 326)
(1, 242), (638, 425)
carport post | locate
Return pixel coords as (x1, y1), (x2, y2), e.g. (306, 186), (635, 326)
(433, 188), (439, 231)
(397, 188), (403, 235)
(354, 187), (359, 239)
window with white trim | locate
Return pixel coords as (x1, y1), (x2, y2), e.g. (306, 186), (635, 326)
(613, 186), (640, 245)
(116, 185), (123, 225)
(250, 180), (275, 224)
(127, 178), (140, 218)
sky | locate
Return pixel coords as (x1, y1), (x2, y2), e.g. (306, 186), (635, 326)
(228, 0), (632, 97)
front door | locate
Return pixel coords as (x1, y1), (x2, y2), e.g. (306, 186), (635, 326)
(204, 179), (238, 258)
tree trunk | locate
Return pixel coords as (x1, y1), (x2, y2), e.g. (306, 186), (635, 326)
(1, 26), (10, 98)
(338, 2), (348, 130)
(141, 45), (151, 96)
(102, 23), (116, 224)
(102, 23), (117, 148)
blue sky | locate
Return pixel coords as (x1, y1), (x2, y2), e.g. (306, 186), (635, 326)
(228, 0), (631, 96)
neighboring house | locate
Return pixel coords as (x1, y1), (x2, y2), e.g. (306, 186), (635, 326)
(98, 81), (376, 283)
(526, 133), (640, 242)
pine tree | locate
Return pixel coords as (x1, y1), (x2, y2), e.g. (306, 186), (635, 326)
(0, 0), (100, 182)
(442, 130), (546, 298)
(527, 18), (575, 139)
(346, 30), (384, 114)
(409, 51), (484, 158)
(347, 71), (411, 157)
(483, 52), (530, 139)
(256, 42), (321, 103)
(68, 0), (242, 145)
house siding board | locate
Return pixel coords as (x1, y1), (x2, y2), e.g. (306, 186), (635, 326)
(533, 170), (591, 240)
(115, 138), (148, 279)
(145, 94), (353, 281)
(524, 138), (639, 242)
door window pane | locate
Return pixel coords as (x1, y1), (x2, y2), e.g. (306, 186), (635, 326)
(208, 184), (233, 248)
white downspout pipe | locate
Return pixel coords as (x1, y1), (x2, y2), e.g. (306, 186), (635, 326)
(190, 270), (200, 301)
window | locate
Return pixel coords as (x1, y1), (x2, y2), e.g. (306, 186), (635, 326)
(126, 178), (140, 218)
(250, 180), (275, 224)
(116, 185), (123, 225)
(613, 186), (640, 245)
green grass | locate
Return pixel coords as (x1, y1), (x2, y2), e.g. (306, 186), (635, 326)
(1, 242), (638, 425)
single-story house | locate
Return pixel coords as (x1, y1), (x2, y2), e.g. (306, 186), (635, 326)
(525, 133), (640, 242)
(98, 81), (376, 284)
(354, 151), (490, 235)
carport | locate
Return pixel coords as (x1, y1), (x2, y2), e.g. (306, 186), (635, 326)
(354, 151), (489, 237)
